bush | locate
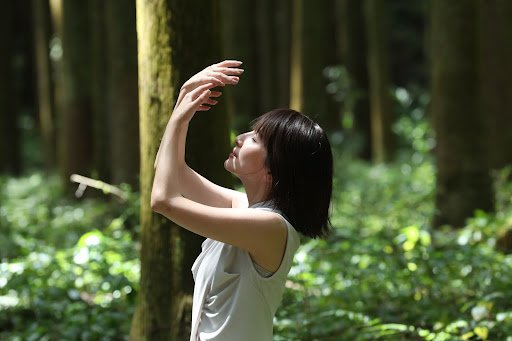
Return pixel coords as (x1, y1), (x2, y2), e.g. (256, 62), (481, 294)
(0, 174), (139, 340)
(274, 154), (512, 340)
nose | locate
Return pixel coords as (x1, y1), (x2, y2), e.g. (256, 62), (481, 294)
(235, 134), (244, 147)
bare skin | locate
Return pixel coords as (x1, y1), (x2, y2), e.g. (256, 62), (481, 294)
(151, 60), (287, 272)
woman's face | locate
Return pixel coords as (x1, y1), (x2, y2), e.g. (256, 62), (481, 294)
(224, 131), (268, 177)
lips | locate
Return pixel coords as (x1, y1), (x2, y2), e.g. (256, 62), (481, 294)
(231, 148), (238, 157)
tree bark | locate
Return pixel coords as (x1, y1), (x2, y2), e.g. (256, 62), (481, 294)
(59, 0), (93, 190)
(365, 0), (395, 163)
(431, 0), (494, 227)
(105, 0), (139, 188)
(219, 0), (259, 131)
(0, 1), (21, 175)
(32, 0), (56, 171)
(479, 0), (512, 170)
(90, 0), (110, 183)
(132, 0), (230, 339)
(293, 0), (340, 132)
(340, 0), (372, 160)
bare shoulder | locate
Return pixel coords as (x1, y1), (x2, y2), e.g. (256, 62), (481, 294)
(152, 196), (286, 256)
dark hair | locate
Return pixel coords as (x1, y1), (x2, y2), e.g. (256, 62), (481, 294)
(251, 109), (333, 238)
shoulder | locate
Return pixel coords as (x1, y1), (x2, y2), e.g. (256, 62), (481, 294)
(153, 196), (286, 254)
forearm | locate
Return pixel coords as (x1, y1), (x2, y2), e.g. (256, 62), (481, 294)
(154, 88), (188, 170)
(151, 114), (190, 201)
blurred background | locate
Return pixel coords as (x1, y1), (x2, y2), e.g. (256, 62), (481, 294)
(1, 0), (512, 340)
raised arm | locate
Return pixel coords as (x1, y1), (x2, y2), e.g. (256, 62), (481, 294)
(150, 61), (287, 269)
(153, 61), (247, 208)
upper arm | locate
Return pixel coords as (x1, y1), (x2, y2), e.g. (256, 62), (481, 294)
(152, 196), (286, 262)
(180, 166), (248, 208)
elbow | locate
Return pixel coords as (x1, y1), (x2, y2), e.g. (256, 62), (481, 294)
(150, 192), (167, 213)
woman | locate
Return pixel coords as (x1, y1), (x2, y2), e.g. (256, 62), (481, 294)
(151, 60), (333, 340)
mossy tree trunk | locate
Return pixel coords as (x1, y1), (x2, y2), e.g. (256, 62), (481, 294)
(340, 0), (372, 161)
(364, 0), (394, 163)
(431, 0), (494, 227)
(32, 0), (56, 171)
(290, 0), (340, 132)
(59, 0), (93, 190)
(132, 0), (229, 339)
(105, 0), (139, 188)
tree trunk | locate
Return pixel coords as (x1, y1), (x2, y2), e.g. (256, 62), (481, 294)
(289, 0), (303, 113)
(170, 1), (231, 337)
(273, 0), (292, 109)
(219, 0), (259, 131)
(132, 1), (230, 339)
(105, 0), (139, 188)
(32, 0), (56, 171)
(431, 0), (494, 227)
(293, 0), (340, 132)
(479, 0), (512, 170)
(340, 0), (372, 160)
(0, 1), (21, 175)
(59, 0), (93, 190)
(90, 0), (110, 183)
(222, 0), (291, 129)
(365, 0), (394, 163)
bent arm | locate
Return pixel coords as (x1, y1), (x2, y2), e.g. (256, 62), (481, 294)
(152, 99), (246, 208)
(152, 60), (245, 208)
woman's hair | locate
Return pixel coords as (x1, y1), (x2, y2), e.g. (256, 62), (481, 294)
(251, 109), (333, 238)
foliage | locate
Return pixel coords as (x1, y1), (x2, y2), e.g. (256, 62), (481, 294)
(274, 153), (512, 340)
(0, 174), (139, 340)
(2, 141), (512, 340)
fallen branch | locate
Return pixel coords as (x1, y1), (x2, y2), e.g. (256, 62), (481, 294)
(70, 174), (128, 201)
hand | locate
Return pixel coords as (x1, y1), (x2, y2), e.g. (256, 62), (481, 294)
(171, 82), (219, 123)
(181, 60), (244, 92)
(174, 60), (243, 112)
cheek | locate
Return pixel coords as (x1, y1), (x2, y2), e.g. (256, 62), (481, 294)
(239, 148), (267, 169)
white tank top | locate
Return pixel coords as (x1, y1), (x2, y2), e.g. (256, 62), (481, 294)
(190, 203), (300, 341)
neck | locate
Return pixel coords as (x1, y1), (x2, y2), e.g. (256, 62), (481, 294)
(240, 175), (270, 207)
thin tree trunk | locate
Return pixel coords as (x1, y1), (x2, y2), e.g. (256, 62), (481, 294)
(479, 0), (512, 170)
(274, 0), (292, 109)
(340, 0), (372, 160)
(289, 0), (303, 112)
(219, 0), (259, 131)
(431, 0), (494, 227)
(59, 0), (93, 190)
(32, 0), (56, 171)
(365, 0), (394, 163)
(105, 0), (139, 188)
(0, 1), (21, 175)
(302, 0), (340, 132)
(90, 0), (110, 183)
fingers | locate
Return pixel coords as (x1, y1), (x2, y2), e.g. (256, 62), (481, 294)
(214, 67), (244, 76)
(188, 82), (214, 100)
(215, 60), (243, 68)
(208, 70), (239, 85)
(191, 88), (213, 111)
